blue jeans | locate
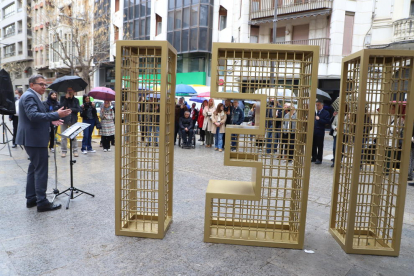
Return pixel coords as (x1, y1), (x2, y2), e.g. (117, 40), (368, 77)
(82, 119), (95, 151)
(215, 131), (223, 149)
(148, 126), (159, 143)
(231, 134), (238, 148)
(266, 128), (280, 153)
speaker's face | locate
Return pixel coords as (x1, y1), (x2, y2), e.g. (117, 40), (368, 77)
(31, 79), (48, 95)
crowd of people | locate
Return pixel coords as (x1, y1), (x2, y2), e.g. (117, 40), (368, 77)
(8, 75), (414, 213)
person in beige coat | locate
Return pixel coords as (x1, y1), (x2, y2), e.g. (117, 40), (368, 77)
(202, 98), (216, 148)
(211, 103), (227, 152)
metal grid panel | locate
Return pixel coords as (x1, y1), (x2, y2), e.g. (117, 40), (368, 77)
(115, 41), (176, 238)
(330, 50), (414, 256)
(204, 43), (319, 248)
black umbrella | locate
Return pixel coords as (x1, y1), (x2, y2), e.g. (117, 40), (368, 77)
(316, 88), (332, 102)
(49, 76), (88, 92)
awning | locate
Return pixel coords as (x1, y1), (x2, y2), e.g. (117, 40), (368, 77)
(250, 9), (332, 25)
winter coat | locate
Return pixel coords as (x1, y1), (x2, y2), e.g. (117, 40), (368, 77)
(197, 107), (205, 128)
(282, 111), (297, 132)
(231, 106), (244, 125)
(61, 96), (81, 125)
(211, 111), (227, 134)
(179, 116), (193, 131)
(202, 105), (216, 132)
(331, 114), (338, 137)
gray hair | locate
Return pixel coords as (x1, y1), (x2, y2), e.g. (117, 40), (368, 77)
(28, 74), (45, 85)
(184, 111), (190, 114)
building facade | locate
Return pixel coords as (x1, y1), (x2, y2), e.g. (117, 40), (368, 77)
(0, 0), (33, 90)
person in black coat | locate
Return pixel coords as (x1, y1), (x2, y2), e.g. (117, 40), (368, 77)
(8, 88), (23, 148)
(179, 111), (194, 148)
(80, 95), (98, 154)
(60, 88), (81, 157)
(312, 101), (331, 164)
(43, 91), (61, 152)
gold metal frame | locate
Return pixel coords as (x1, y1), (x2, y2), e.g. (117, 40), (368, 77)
(329, 49), (414, 256)
(115, 41), (177, 238)
(204, 43), (319, 248)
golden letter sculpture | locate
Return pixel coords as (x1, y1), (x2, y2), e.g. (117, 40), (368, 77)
(204, 43), (319, 248)
(115, 41), (176, 238)
(329, 49), (414, 256)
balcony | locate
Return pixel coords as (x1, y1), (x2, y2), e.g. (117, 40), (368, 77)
(273, 37), (330, 63)
(250, 0), (333, 22)
(393, 18), (414, 42)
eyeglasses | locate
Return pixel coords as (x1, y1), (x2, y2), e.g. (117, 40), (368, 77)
(34, 83), (48, 87)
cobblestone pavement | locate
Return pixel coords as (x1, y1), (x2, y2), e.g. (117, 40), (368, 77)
(1, 123), (413, 276)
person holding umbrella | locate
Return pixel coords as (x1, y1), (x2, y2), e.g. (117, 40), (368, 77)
(100, 100), (115, 151)
(60, 87), (81, 157)
(49, 76), (88, 158)
(80, 95), (98, 154)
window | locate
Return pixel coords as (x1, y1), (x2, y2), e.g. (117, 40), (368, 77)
(410, 1), (414, 17)
(292, 24), (309, 41)
(4, 44), (15, 58)
(342, 12), (355, 56)
(270, 27), (285, 43)
(3, 3), (15, 19)
(4, 24), (15, 38)
(156, 14), (162, 35)
(219, 6), (227, 31)
(252, 0), (260, 12)
(250, 26), (259, 43)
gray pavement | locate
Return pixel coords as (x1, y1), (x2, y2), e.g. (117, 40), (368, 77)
(1, 121), (414, 276)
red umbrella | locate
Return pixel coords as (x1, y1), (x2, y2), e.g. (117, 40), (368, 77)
(88, 87), (115, 101)
(197, 91), (210, 97)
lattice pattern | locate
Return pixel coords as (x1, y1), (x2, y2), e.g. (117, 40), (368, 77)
(115, 41), (176, 238)
(204, 44), (318, 248)
(330, 50), (414, 256)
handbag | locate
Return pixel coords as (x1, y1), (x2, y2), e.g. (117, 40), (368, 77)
(95, 117), (102, 129)
(329, 128), (334, 136)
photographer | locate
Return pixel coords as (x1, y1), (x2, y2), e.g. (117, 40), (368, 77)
(60, 87), (81, 157)
(80, 95), (98, 154)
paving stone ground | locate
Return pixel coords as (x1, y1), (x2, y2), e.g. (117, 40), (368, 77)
(1, 120), (413, 276)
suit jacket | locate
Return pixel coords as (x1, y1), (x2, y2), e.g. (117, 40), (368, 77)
(16, 88), (60, 147)
(314, 109), (330, 136)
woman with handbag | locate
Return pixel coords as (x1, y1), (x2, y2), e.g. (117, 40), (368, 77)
(80, 95), (98, 154)
(211, 103), (227, 152)
(101, 100), (115, 152)
(202, 98), (216, 148)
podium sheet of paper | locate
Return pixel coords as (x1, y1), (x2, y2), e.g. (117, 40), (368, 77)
(61, 122), (91, 139)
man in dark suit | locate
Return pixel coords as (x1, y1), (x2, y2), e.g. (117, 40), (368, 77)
(9, 89), (23, 148)
(16, 75), (72, 212)
(312, 101), (330, 164)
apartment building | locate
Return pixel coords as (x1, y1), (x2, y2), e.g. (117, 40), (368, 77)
(367, 0), (414, 50)
(0, 0), (33, 90)
(31, 0), (55, 84)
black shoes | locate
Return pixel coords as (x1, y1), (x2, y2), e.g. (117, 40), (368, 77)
(26, 200), (37, 208)
(331, 163), (334, 168)
(37, 203), (62, 212)
(315, 160), (322, 165)
(12, 144), (17, 148)
(311, 159), (316, 162)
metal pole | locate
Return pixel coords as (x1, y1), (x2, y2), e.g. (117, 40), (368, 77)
(71, 18), (74, 75)
(273, 0), (278, 43)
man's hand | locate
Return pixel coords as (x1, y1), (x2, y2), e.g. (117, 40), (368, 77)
(91, 102), (95, 108)
(316, 116), (320, 120)
(52, 119), (64, 126)
(333, 111), (338, 116)
(57, 107), (72, 118)
(185, 128), (188, 131)
(65, 92), (70, 99)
